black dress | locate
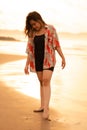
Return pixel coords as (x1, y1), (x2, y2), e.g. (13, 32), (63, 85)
(34, 34), (54, 72)
(34, 34), (45, 71)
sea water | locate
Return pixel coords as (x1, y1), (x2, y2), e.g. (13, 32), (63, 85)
(0, 38), (87, 128)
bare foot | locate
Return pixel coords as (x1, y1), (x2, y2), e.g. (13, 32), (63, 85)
(43, 108), (49, 119)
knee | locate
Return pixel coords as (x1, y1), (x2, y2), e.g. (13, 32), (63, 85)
(42, 79), (50, 86)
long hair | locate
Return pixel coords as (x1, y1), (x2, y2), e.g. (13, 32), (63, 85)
(24, 11), (45, 37)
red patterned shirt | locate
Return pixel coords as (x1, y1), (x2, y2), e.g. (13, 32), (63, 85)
(26, 24), (60, 72)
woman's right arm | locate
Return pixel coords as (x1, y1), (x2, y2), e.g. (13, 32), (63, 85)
(24, 36), (34, 74)
(24, 54), (30, 75)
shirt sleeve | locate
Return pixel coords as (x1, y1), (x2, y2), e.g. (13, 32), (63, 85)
(26, 42), (29, 54)
(25, 38), (34, 55)
(25, 41), (29, 54)
(52, 26), (60, 49)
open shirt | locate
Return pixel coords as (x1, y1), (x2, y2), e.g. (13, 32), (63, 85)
(26, 24), (60, 72)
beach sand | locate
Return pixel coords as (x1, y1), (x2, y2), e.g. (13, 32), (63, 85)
(0, 54), (69, 130)
(0, 53), (87, 130)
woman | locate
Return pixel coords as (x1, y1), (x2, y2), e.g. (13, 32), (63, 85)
(24, 11), (66, 119)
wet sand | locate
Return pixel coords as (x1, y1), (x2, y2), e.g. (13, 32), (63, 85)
(0, 53), (69, 130)
(0, 53), (87, 130)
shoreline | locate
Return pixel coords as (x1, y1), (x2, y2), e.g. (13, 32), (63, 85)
(0, 53), (69, 130)
(0, 53), (26, 64)
(0, 53), (87, 130)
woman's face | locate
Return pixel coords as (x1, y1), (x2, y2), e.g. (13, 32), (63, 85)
(29, 20), (42, 31)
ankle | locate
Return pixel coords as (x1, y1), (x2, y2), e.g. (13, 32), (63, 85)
(43, 109), (49, 119)
(44, 107), (49, 111)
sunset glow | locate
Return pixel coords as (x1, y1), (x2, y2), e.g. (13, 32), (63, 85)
(0, 0), (87, 33)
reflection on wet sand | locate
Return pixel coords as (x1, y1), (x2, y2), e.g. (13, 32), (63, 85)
(0, 52), (87, 130)
(0, 37), (87, 130)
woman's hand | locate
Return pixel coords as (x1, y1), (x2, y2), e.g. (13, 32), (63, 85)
(24, 65), (29, 75)
(61, 58), (66, 69)
(56, 47), (66, 69)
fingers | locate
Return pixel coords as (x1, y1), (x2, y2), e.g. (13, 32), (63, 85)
(61, 60), (66, 69)
(24, 67), (29, 74)
(62, 63), (65, 69)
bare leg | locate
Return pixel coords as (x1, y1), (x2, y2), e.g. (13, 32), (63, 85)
(42, 70), (53, 119)
(40, 85), (44, 109)
(34, 70), (53, 118)
(36, 71), (44, 109)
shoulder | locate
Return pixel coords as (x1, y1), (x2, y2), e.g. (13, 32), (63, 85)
(45, 24), (56, 32)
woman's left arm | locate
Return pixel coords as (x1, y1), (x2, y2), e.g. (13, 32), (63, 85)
(51, 26), (66, 69)
(56, 47), (66, 69)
